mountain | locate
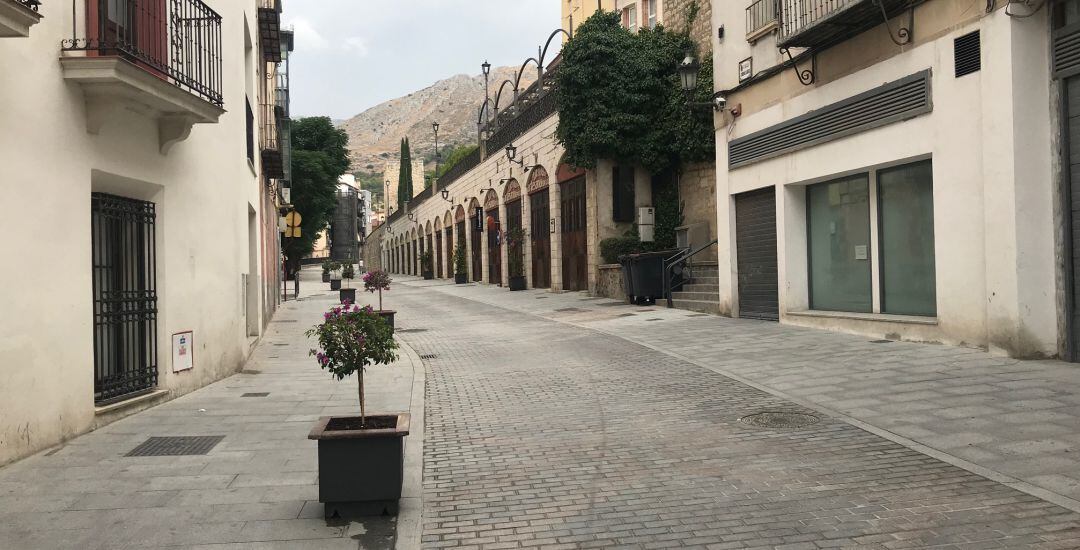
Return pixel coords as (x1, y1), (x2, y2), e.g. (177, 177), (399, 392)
(338, 66), (535, 174)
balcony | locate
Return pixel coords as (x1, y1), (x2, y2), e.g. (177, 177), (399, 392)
(258, 0), (282, 63)
(777, 0), (910, 49)
(260, 103), (284, 179)
(745, 0), (778, 42)
(0, 0), (42, 37)
(61, 0), (224, 153)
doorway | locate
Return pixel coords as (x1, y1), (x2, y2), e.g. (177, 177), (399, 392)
(560, 176), (587, 291)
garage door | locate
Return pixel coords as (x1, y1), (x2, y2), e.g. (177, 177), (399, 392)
(734, 187), (779, 321)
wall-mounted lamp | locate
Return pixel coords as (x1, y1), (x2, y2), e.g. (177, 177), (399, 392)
(678, 53), (731, 114)
(440, 188), (454, 203)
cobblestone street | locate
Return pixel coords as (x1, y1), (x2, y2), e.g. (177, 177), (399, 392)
(390, 279), (1080, 549)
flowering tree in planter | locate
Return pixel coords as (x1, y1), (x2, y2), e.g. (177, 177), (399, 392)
(363, 270), (392, 310)
(307, 303), (397, 427)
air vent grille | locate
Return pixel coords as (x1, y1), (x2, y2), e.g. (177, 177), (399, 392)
(728, 70), (932, 168)
(954, 31), (981, 78)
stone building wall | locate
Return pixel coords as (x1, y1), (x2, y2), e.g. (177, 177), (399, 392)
(662, 0), (713, 52)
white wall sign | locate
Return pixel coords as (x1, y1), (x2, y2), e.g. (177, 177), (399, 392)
(172, 331), (194, 373)
(738, 57), (753, 82)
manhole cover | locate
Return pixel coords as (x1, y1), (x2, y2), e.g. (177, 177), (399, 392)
(739, 412), (819, 429)
(420, 354), (437, 359)
(241, 392), (269, 398)
(126, 436), (225, 457)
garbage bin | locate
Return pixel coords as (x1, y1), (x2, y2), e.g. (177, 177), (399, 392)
(621, 250), (681, 304)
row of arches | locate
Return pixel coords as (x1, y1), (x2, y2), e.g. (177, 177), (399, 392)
(382, 163), (589, 292)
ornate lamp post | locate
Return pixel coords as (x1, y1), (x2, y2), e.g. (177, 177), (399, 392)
(482, 61), (492, 123)
(432, 121), (441, 179)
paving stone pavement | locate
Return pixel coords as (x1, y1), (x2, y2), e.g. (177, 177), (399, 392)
(0, 268), (415, 550)
(390, 278), (1080, 549)
(403, 279), (1080, 510)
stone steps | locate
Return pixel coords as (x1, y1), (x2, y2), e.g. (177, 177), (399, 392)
(670, 290), (719, 302)
(671, 298), (722, 315)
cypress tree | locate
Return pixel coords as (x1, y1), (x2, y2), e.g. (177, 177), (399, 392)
(397, 138), (407, 210)
(403, 138), (414, 200)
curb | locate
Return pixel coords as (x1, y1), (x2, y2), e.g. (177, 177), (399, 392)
(394, 333), (426, 550)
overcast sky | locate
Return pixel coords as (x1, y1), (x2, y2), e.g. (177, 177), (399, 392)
(283, 0), (562, 120)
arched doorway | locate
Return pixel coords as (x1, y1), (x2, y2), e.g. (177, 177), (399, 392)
(410, 229), (418, 276)
(424, 221), (434, 278)
(468, 198), (482, 282)
(558, 162), (587, 291)
(485, 189), (502, 286)
(504, 179), (524, 288)
(444, 211), (454, 279)
(434, 217), (444, 278)
(527, 167), (551, 289)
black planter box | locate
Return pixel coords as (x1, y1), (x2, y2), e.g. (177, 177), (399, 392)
(423, 271), (434, 280)
(308, 414), (410, 518)
(454, 273), (467, 284)
(339, 288), (356, 304)
(322, 272), (331, 283)
(377, 310), (396, 332)
(330, 279), (342, 291)
(508, 276), (526, 291)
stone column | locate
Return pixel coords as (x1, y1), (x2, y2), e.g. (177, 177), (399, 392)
(499, 200), (509, 287)
(522, 195), (533, 288)
(550, 180), (563, 291)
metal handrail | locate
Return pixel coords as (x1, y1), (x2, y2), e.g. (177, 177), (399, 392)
(662, 239), (718, 309)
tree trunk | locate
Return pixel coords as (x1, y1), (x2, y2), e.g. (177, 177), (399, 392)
(358, 369), (366, 427)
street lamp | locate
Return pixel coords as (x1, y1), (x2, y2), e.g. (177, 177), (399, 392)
(678, 53), (700, 92)
(432, 121), (441, 178)
(679, 53), (727, 113)
(441, 188), (454, 203)
(482, 61), (492, 123)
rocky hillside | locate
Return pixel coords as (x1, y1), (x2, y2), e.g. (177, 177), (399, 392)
(339, 66), (534, 173)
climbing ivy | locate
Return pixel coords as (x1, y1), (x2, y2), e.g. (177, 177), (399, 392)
(554, 11), (714, 175)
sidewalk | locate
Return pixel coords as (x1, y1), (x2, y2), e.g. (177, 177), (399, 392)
(0, 267), (421, 549)
(402, 276), (1080, 512)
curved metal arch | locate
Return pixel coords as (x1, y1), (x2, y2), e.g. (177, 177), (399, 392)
(492, 79), (515, 114)
(515, 57), (540, 91)
(539, 28), (571, 68)
(476, 98), (493, 125)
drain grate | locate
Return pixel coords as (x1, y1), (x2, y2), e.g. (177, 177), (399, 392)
(687, 314), (710, 318)
(126, 436), (225, 457)
(599, 302), (631, 307)
(241, 369), (262, 375)
(271, 319), (298, 323)
(739, 412), (819, 429)
(646, 318), (663, 322)
(398, 328), (428, 333)
(555, 307), (587, 313)
(272, 343), (289, 346)
(870, 339), (893, 344)
(535, 296), (549, 299)
(619, 313), (636, 318)
(242, 392), (269, 398)
(419, 354), (437, 360)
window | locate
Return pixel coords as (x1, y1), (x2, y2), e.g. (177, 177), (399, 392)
(807, 175), (872, 312)
(806, 160), (937, 316)
(623, 5), (637, 32)
(878, 161), (936, 316)
(245, 97), (254, 164)
(612, 164), (636, 223)
(647, 0), (658, 29)
(91, 193), (158, 404)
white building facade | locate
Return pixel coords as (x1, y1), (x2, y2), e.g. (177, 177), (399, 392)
(711, 0), (1070, 358)
(0, 0), (289, 465)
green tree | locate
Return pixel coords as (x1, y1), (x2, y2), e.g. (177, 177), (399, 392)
(396, 138), (416, 210)
(434, 143), (479, 179)
(554, 10), (714, 175)
(284, 117), (349, 275)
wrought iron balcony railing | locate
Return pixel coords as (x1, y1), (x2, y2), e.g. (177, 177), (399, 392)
(260, 102), (284, 179)
(62, 0), (223, 106)
(777, 0), (910, 49)
(746, 0), (778, 39)
(258, 0), (282, 62)
(16, 0), (41, 12)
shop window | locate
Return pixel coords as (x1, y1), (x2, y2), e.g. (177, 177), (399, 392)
(806, 160), (937, 316)
(807, 175), (872, 312)
(878, 161), (936, 316)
